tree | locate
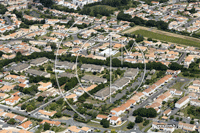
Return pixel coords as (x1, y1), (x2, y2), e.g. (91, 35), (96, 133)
(28, 5), (32, 9)
(170, 115), (174, 120)
(44, 122), (51, 130)
(74, 113), (78, 118)
(0, 4), (7, 14)
(7, 118), (16, 125)
(26, 105), (35, 112)
(135, 116), (143, 123)
(100, 119), (110, 128)
(56, 98), (64, 105)
(54, 112), (62, 118)
(133, 108), (157, 118)
(176, 117), (179, 121)
(46, 65), (52, 71)
(127, 122), (135, 129)
(190, 120), (194, 124)
(40, 0), (53, 7)
(37, 96), (44, 102)
(130, 22), (134, 27)
(21, 104), (26, 110)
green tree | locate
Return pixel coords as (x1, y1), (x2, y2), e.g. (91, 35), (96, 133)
(135, 116), (143, 123)
(7, 118), (16, 125)
(37, 96), (44, 102)
(47, 65), (52, 71)
(21, 104), (26, 110)
(127, 122), (135, 129)
(190, 120), (194, 124)
(170, 115), (174, 120)
(44, 122), (51, 130)
(100, 119), (110, 128)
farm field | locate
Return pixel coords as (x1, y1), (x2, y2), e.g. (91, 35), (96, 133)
(123, 26), (200, 47)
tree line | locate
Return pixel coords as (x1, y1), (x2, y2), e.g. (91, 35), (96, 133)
(117, 11), (168, 31)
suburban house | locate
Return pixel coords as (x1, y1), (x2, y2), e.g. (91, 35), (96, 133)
(175, 96), (190, 108)
(30, 57), (49, 66)
(40, 120), (61, 127)
(26, 69), (50, 78)
(94, 87), (116, 101)
(178, 122), (196, 132)
(124, 68), (139, 79)
(80, 64), (104, 73)
(37, 110), (57, 118)
(96, 114), (108, 120)
(38, 82), (52, 91)
(17, 121), (32, 130)
(56, 61), (76, 70)
(81, 75), (107, 84)
(112, 77), (130, 90)
(108, 116), (121, 125)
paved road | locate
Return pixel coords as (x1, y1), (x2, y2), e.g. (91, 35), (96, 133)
(4, 16), (12, 25)
(177, 52), (186, 64)
(30, 95), (62, 114)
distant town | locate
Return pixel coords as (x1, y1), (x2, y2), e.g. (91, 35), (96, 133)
(0, 0), (199, 133)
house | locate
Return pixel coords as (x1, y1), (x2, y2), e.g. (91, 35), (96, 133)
(0, 85), (15, 92)
(96, 114), (108, 120)
(94, 87), (116, 101)
(26, 69), (50, 78)
(37, 110), (57, 118)
(166, 70), (181, 75)
(175, 96), (190, 108)
(74, 84), (97, 96)
(189, 83), (200, 92)
(190, 99), (200, 106)
(110, 106), (126, 116)
(67, 126), (91, 133)
(184, 56), (194, 68)
(81, 64), (104, 73)
(67, 126), (81, 133)
(40, 120), (61, 127)
(18, 121), (32, 130)
(193, 80), (200, 86)
(65, 94), (78, 102)
(109, 116), (121, 125)
(0, 93), (9, 99)
(112, 77), (130, 90)
(124, 68), (139, 79)
(81, 75), (107, 84)
(12, 63), (30, 73)
(163, 109), (171, 116)
(56, 61), (76, 70)
(15, 115), (27, 123)
(5, 96), (20, 106)
(178, 122), (196, 131)
(152, 122), (175, 133)
(30, 57), (48, 66)
(38, 82), (52, 91)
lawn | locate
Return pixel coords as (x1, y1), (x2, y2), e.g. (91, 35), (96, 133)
(113, 52), (121, 57)
(173, 129), (185, 133)
(88, 121), (128, 131)
(90, 5), (117, 11)
(137, 120), (152, 130)
(132, 29), (200, 47)
(170, 82), (185, 91)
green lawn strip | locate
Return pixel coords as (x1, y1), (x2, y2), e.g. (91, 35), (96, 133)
(132, 30), (200, 47)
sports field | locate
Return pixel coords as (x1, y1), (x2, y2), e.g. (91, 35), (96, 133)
(123, 26), (200, 47)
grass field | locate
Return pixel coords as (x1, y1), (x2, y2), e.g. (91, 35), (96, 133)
(133, 29), (200, 47)
(170, 82), (185, 91)
(89, 5), (117, 13)
(173, 129), (185, 133)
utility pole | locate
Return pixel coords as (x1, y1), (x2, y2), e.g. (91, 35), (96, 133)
(109, 35), (112, 103)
